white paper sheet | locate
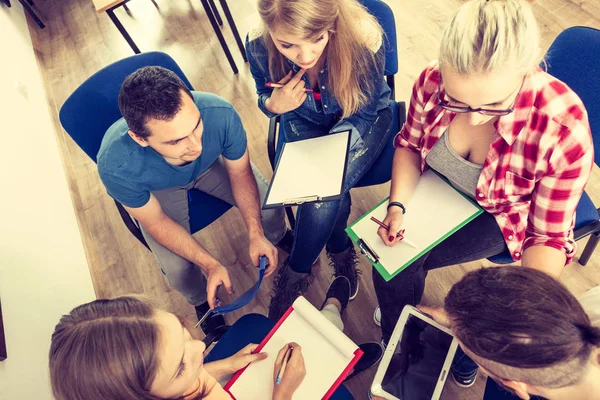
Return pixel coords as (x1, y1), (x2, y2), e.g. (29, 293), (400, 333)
(351, 170), (482, 277)
(264, 131), (350, 207)
(227, 297), (358, 400)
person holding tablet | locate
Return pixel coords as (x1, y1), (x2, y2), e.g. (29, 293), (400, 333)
(419, 266), (600, 400)
(246, 0), (394, 321)
(374, 0), (593, 354)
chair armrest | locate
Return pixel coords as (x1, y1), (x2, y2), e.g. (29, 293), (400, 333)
(267, 115), (280, 170)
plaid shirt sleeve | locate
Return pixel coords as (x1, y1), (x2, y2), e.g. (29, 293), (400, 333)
(394, 64), (437, 153)
(523, 120), (594, 262)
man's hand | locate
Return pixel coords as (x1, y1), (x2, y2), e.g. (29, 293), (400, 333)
(249, 234), (279, 277)
(416, 305), (451, 328)
(206, 263), (233, 308)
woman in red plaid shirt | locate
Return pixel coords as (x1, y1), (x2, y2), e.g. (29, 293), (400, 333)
(373, 0), (594, 347)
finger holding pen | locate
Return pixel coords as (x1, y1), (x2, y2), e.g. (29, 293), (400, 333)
(265, 69), (308, 114)
(375, 210), (405, 247)
(273, 342), (305, 398)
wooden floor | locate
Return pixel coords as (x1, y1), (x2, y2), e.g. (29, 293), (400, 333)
(27, 0), (600, 398)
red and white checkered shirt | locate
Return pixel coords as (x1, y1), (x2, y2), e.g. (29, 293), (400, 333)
(395, 62), (594, 263)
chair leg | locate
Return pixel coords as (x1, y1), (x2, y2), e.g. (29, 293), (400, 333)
(18, 0), (45, 28)
(285, 207), (296, 230)
(199, 0), (238, 74)
(579, 231), (599, 266)
(218, 0), (248, 62)
(106, 7), (141, 54)
(208, 0), (223, 26)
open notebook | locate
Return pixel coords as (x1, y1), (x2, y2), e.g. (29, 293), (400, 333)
(346, 170), (483, 281)
(224, 296), (363, 400)
(262, 131), (351, 209)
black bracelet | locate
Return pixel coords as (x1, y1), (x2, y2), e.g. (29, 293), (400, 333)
(387, 201), (406, 214)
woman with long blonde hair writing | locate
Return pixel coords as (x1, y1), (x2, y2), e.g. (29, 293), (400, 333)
(373, 0), (593, 386)
(246, 0), (393, 321)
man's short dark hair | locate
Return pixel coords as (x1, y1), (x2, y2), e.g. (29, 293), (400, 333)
(117, 66), (193, 139)
(445, 266), (600, 388)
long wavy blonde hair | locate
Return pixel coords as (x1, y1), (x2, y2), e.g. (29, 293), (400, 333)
(257, 0), (384, 118)
(439, 0), (541, 75)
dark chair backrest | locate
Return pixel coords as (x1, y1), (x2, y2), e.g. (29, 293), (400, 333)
(360, 0), (398, 77)
(59, 52), (194, 162)
(545, 26), (600, 166)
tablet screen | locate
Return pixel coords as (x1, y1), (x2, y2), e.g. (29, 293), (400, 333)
(381, 314), (453, 400)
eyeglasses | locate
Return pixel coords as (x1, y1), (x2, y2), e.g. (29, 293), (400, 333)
(437, 78), (525, 116)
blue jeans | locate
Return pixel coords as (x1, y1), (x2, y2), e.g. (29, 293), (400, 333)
(280, 106), (394, 272)
(205, 314), (354, 399)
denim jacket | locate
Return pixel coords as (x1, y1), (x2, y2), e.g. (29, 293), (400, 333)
(245, 33), (391, 151)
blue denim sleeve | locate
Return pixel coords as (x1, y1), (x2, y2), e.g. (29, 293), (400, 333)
(329, 45), (387, 151)
(221, 107), (248, 161)
(245, 34), (278, 119)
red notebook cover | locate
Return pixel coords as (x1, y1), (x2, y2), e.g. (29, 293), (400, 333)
(223, 298), (363, 399)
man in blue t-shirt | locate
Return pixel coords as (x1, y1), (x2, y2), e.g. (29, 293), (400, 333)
(97, 67), (289, 333)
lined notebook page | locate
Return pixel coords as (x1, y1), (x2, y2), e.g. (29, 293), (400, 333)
(265, 131), (349, 206)
(228, 297), (358, 400)
(351, 170), (482, 276)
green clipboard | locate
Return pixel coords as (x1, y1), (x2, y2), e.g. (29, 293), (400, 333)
(345, 171), (484, 282)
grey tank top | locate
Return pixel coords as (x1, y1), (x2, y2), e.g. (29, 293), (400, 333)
(425, 130), (483, 200)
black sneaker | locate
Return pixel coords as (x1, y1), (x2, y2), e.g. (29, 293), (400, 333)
(451, 368), (478, 388)
(195, 301), (226, 335)
(344, 342), (384, 381)
(275, 229), (294, 255)
(327, 246), (361, 300)
(320, 276), (351, 314)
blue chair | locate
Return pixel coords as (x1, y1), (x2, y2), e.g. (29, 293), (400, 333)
(266, 0), (405, 228)
(488, 26), (600, 266)
(59, 52), (232, 250)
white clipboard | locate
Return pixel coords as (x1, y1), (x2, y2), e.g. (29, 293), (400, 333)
(262, 131), (351, 209)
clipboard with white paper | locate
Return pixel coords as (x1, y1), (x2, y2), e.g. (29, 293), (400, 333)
(262, 131), (351, 209)
(346, 170), (484, 282)
(224, 296), (363, 400)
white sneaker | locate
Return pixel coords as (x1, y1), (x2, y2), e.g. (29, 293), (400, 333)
(373, 306), (381, 327)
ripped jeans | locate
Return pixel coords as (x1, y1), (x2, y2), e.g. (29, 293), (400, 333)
(279, 106), (393, 273)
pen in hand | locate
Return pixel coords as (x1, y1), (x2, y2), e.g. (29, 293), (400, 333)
(266, 81), (314, 92)
(370, 216), (417, 248)
(275, 345), (293, 385)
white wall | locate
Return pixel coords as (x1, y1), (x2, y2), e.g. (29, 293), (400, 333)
(0, 3), (96, 399)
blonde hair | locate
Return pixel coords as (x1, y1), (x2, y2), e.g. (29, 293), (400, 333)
(257, 0), (383, 118)
(439, 0), (541, 75)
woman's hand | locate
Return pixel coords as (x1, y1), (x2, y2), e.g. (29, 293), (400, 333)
(227, 344), (268, 372)
(272, 343), (306, 400)
(377, 208), (404, 247)
(265, 69), (308, 115)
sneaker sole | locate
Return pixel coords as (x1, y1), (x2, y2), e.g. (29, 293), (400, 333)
(373, 309), (381, 327)
(349, 280), (359, 301)
(451, 372), (477, 388)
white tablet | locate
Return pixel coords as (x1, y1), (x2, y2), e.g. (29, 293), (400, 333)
(370, 305), (459, 400)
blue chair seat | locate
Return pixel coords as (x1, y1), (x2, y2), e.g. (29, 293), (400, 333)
(188, 190), (232, 233)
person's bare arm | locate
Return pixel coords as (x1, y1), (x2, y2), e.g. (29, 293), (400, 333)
(224, 150), (278, 276)
(124, 195), (232, 307)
